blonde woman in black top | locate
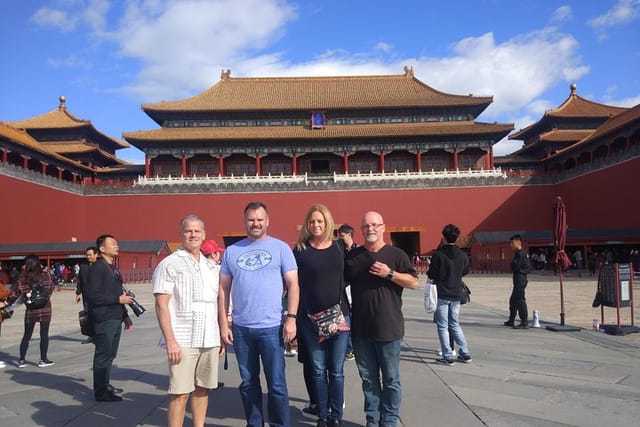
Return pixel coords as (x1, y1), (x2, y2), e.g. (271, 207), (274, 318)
(293, 204), (350, 427)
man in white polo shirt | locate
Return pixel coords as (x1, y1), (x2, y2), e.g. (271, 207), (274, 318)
(153, 214), (221, 427)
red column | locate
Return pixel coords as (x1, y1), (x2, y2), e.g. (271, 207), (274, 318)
(1, 149), (7, 163)
(452, 148), (459, 170)
(57, 168), (63, 180)
(489, 146), (494, 169)
(255, 155), (262, 176)
(484, 149), (491, 170)
(379, 152), (385, 172)
(343, 152), (349, 173)
(22, 156), (28, 169)
(181, 154), (187, 176)
(41, 162), (47, 175)
(416, 150), (422, 172)
(72, 173), (77, 184)
(144, 155), (150, 178)
(218, 156), (224, 176)
(292, 153), (297, 175)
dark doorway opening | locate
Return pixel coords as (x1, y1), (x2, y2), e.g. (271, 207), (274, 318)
(390, 231), (420, 259)
(222, 235), (246, 248)
(310, 159), (330, 174)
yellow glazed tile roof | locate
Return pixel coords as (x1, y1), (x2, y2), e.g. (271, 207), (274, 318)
(142, 71), (493, 112)
(9, 96), (129, 149)
(124, 121), (513, 142)
(0, 122), (93, 171)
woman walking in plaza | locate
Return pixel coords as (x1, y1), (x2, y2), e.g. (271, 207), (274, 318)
(8, 254), (55, 368)
(294, 204), (350, 427)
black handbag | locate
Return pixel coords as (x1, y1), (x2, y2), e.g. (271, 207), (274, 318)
(460, 282), (471, 305)
(79, 309), (94, 337)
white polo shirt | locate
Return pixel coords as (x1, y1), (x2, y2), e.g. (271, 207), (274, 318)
(152, 248), (220, 348)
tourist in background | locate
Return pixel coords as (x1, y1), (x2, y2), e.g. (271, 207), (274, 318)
(85, 234), (134, 402)
(337, 223), (358, 362)
(76, 246), (99, 344)
(7, 254), (55, 368)
(427, 224), (472, 365)
(505, 234), (530, 329)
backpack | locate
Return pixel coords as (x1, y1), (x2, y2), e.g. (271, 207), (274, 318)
(25, 283), (50, 310)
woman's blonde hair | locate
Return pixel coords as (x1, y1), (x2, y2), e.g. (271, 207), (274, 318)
(295, 203), (335, 250)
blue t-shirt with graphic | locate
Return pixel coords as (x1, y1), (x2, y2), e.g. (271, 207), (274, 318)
(221, 236), (297, 328)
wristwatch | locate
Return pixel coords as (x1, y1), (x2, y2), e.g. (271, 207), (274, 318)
(286, 313), (297, 319)
(386, 270), (394, 280)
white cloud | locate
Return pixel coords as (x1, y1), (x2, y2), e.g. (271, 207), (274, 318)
(551, 6), (572, 24)
(30, 7), (78, 31)
(588, 0), (640, 28)
(109, 0), (297, 100)
(374, 42), (394, 53)
(411, 30), (588, 118)
(47, 54), (93, 69)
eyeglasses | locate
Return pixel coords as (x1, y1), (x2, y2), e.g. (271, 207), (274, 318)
(361, 223), (384, 230)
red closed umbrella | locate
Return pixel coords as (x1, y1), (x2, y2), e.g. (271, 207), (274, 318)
(549, 196), (579, 331)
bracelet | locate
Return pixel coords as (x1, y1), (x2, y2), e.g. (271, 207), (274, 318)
(286, 313), (297, 319)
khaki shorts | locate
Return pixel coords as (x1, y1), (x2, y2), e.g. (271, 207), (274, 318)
(168, 347), (220, 395)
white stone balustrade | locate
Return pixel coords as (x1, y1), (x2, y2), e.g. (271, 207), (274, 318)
(134, 168), (506, 186)
(333, 168), (506, 182)
(135, 172), (308, 185)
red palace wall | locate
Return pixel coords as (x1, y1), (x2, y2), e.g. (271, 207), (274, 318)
(554, 156), (640, 230)
(3, 157), (638, 258)
(1, 174), (86, 242)
(81, 184), (556, 253)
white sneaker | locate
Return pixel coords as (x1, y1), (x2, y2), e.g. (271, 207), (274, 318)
(0, 361), (6, 368)
(437, 349), (457, 357)
(284, 349), (297, 357)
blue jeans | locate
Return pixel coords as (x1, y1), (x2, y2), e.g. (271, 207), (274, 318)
(352, 337), (402, 427)
(232, 324), (289, 427)
(435, 298), (470, 359)
(299, 315), (350, 422)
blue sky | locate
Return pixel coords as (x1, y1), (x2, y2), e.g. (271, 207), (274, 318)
(1, 0), (639, 163)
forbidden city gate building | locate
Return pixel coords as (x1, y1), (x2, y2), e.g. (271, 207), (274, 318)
(124, 68), (513, 179)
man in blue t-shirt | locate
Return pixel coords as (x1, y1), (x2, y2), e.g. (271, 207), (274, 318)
(219, 201), (299, 427)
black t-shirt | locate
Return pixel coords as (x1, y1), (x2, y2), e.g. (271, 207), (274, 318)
(293, 241), (349, 315)
(345, 244), (417, 340)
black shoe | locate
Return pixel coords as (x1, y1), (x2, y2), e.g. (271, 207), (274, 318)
(327, 419), (343, 427)
(81, 337), (93, 344)
(95, 392), (123, 402)
(503, 321), (514, 327)
(513, 322), (529, 329)
(302, 404), (318, 418)
(457, 354), (473, 363)
(106, 384), (123, 394)
(316, 420), (328, 427)
(436, 358), (456, 366)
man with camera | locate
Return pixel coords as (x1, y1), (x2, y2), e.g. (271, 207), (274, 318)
(153, 215), (221, 427)
(85, 234), (134, 402)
